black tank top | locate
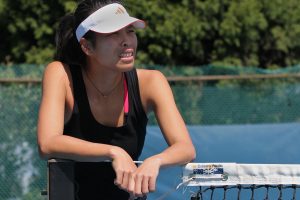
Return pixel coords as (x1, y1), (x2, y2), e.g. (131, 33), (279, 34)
(64, 65), (148, 200)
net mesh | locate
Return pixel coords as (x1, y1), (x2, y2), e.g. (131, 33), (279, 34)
(0, 64), (300, 199)
(191, 184), (300, 200)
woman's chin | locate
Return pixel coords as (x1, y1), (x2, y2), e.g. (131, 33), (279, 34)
(118, 61), (135, 72)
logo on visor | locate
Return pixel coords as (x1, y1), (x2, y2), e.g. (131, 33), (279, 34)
(115, 7), (125, 15)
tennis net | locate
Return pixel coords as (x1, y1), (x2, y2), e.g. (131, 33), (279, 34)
(182, 163), (300, 200)
(44, 160), (300, 200)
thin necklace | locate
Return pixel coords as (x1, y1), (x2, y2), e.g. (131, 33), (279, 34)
(84, 70), (123, 98)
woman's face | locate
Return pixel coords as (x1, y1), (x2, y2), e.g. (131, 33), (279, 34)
(89, 25), (138, 72)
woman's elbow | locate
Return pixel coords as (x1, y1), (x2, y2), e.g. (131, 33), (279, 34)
(180, 142), (196, 163)
(38, 140), (52, 160)
(188, 145), (197, 162)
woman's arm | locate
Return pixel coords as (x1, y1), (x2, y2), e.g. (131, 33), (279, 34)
(38, 62), (138, 193)
(143, 69), (196, 165)
(37, 62), (134, 162)
(140, 69), (196, 164)
(128, 69), (196, 197)
(38, 62), (106, 160)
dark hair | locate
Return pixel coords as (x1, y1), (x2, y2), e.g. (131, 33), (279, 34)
(55, 0), (122, 66)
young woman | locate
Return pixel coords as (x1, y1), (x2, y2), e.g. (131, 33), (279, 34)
(37, 0), (196, 199)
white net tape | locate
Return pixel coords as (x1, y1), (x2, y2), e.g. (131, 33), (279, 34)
(181, 163), (300, 200)
(182, 163), (300, 186)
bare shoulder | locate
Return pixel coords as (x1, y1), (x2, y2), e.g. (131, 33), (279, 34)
(42, 61), (74, 90)
(42, 61), (74, 118)
(42, 61), (74, 104)
(136, 68), (168, 87)
(136, 69), (171, 112)
(43, 61), (68, 79)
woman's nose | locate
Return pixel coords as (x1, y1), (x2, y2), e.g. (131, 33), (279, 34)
(119, 30), (130, 47)
(122, 41), (128, 47)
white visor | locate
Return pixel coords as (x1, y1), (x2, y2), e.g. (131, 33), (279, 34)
(75, 3), (145, 41)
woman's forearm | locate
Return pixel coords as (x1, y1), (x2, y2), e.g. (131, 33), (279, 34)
(38, 134), (118, 162)
(149, 141), (196, 168)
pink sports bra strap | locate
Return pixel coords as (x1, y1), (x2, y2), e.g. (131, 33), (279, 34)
(123, 75), (129, 114)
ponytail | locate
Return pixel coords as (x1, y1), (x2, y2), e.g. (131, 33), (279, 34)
(54, 13), (86, 66)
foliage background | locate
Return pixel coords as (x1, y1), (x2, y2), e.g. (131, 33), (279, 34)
(1, 0), (300, 68)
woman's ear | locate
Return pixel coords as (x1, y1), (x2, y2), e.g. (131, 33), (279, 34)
(79, 38), (93, 56)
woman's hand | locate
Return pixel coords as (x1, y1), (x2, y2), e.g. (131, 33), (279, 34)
(128, 156), (162, 198)
(110, 146), (138, 192)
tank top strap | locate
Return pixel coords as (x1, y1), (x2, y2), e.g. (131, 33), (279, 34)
(124, 68), (147, 121)
(68, 65), (92, 120)
(123, 76), (129, 114)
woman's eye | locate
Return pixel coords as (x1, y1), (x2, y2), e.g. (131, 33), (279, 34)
(128, 29), (135, 33)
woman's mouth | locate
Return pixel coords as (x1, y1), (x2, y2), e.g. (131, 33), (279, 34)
(119, 51), (134, 63)
(120, 52), (133, 58)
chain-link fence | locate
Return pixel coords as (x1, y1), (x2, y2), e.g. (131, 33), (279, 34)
(0, 64), (300, 199)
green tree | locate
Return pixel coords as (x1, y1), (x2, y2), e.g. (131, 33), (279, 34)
(1, 0), (300, 67)
(1, 0), (77, 65)
(127, 0), (300, 68)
